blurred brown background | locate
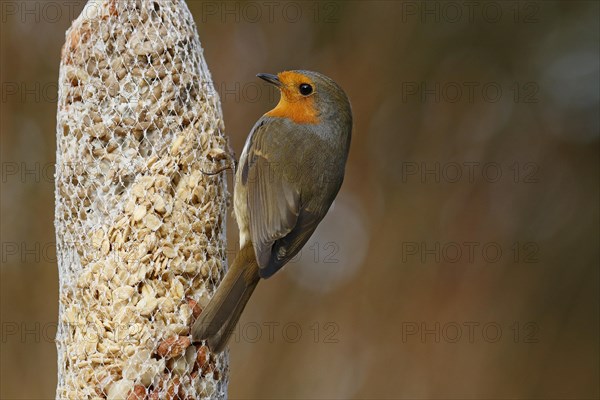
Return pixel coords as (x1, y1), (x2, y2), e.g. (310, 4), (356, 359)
(1, 1), (599, 399)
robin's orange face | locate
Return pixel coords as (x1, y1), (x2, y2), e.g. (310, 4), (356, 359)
(265, 71), (320, 124)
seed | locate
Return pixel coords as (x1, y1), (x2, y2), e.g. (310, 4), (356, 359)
(162, 245), (176, 259)
(144, 213), (162, 231)
(156, 336), (191, 359)
(136, 295), (158, 317)
(133, 205), (147, 221)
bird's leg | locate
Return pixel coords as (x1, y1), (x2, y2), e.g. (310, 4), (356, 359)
(201, 148), (237, 176)
(200, 162), (235, 176)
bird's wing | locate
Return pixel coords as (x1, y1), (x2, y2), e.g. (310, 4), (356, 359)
(243, 118), (301, 271)
(263, 207), (327, 278)
(243, 118), (329, 278)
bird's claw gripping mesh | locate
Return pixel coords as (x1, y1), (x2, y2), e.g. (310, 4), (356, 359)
(54, 1), (229, 398)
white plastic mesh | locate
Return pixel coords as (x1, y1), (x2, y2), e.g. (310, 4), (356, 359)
(54, 1), (229, 398)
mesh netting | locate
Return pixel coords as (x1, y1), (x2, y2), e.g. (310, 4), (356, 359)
(54, 1), (229, 398)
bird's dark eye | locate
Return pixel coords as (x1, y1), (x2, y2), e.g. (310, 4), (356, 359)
(299, 83), (313, 96)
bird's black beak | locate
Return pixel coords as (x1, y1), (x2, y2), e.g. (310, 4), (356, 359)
(257, 73), (281, 87)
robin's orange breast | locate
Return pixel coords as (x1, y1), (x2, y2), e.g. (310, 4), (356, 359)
(265, 96), (319, 124)
(265, 71), (320, 124)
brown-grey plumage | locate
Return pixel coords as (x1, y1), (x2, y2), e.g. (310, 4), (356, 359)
(192, 70), (352, 352)
(244, 117), (347, 277)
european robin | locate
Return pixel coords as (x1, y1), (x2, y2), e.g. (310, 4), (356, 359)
(192, 70), (352, 352)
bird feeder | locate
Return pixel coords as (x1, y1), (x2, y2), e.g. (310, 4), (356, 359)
(55, 1), (229, 398)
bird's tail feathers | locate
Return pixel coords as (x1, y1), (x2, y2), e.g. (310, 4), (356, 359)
(192, 243), (259, 352)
